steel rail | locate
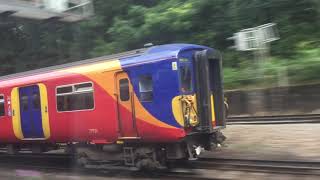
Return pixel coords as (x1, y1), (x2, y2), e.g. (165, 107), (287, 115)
(226, 114), (320, 125)
(184, 158), (320, 175)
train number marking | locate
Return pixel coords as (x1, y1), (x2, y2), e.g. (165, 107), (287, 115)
(88, 129), (98, 134)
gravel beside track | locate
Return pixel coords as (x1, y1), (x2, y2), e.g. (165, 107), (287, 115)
(204, 124), (320, 162)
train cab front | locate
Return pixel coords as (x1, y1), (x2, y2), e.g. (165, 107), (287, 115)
(172, 47), (226, 154)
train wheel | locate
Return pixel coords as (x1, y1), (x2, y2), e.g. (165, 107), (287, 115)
(64, 144), (76, 154)
(136, 158), (159, 170)
(75, 152), (89, 168)
(132, 147), (165, 170)
(31, 145), (43, 154)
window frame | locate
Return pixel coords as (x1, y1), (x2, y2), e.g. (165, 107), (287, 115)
(0, 94), (5, 117)
(56, 82), (95, 112)
(138, 75), (153, 102)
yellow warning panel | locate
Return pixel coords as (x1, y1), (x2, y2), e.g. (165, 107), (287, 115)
(38, 83), (51, 139)
(211, 95), (216, 123)
(11, 87), (23, 140)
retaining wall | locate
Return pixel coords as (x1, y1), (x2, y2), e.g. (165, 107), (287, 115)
(224, 84), (320, 116)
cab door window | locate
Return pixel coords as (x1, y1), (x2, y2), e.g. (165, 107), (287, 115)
(0, 95), (4, 116)
(119, 79), (130, 101)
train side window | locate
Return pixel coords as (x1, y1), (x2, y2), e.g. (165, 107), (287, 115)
(139, 75), (153, 102)
(119, 79), (129, 101)
(0, 95), (4, 116)
(57, 86), (73, 94)
(74, 83), (93, 92)
(56, 82), (94, 112)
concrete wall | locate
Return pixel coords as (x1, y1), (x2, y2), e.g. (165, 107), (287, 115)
(225, 84), (320, 117)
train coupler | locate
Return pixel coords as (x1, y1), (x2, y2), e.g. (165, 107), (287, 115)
(205, 131), (226, 151)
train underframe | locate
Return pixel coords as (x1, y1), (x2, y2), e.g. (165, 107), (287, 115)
(0, 133), (226, 169)
(0, 129), (225, 170)
(73, 130), (226, 169)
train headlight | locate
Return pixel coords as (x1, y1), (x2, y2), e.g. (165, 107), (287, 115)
(181, 95), (199, 127)
(189, 115), (199, 127)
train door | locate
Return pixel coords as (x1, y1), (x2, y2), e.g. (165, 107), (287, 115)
(19, 85), (44, 139)
(115, 72), (138, 138)
(194, 49), (225, 132)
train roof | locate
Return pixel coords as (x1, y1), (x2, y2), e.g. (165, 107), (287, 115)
(0, 43), (208, 82)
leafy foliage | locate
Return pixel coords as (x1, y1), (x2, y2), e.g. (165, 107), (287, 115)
(0, 0), (319, 89)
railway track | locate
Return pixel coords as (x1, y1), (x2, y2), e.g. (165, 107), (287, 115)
(226, 114), (320, 125)
(0, 153), (210, 179)
(0, 153), (320, 178)
(188, 158), (320, 175)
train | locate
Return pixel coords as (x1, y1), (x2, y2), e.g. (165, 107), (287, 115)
(0, 43), (226, 169)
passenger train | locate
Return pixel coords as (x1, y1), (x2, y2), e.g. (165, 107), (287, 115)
(0, 44), (225, 168)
